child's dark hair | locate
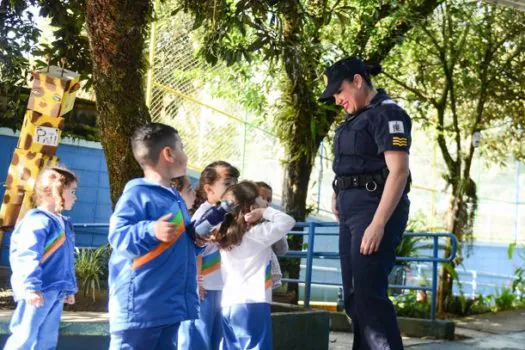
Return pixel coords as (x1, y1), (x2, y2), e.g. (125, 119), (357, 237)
(255, 181), (272, 191)
(192, 161), (240, 212)
(34, 166), (78, 213)
(171, 176), (187, 192)
(212, 181), (259, 250)
(131, 123), (180, 168)
(255, 181), (272, 203)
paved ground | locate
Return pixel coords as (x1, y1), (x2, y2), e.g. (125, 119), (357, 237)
(1, 308), (525, 349)
(330, 309), (525, 350)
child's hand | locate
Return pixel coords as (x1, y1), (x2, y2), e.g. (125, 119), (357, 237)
(199, 286), (207, 300)
(65, 294), (75, 305)
(195, 236), (208, 247)
(244, 208), (265, 224)
(26, 291), (44, 307)
(198, 275), (207, 300)
(154, 213), (177, 242)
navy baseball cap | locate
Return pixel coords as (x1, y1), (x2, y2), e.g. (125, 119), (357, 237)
(319, 57), (368, 102)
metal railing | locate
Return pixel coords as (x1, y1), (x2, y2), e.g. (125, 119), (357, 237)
(281, 222), (458, 320)
(71, 221), (458, 320)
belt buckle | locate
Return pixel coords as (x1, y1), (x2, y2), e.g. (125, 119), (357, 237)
(365, 180), (378, 192)
(352, 177), (358, 187)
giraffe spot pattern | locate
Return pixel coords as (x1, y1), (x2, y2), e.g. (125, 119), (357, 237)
(23, 134), (33, 150)
(30, 111), (43, 123)
(45, 76), (57, 91)
(22, 168), (31, 181)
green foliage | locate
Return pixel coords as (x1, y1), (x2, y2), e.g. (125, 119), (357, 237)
(390, 291), (430, 318)
(1, 1), (93, 130)
(492, 287), (519, 312)
(75, 245), (110, 302)
(469, 294), (492, 314)
(381, 0), (525, 313)
(1, 1), (92, 84)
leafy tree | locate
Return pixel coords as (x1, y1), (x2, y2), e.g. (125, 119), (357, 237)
(0, 0), (152, 204)
(178, 0), (444, 302)
(380, 0), (525, 315)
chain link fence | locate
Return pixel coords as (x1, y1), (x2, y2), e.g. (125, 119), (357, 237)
(147, 4), (524, 243)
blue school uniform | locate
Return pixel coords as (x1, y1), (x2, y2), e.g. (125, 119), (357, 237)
(108, 178), (199, 349)
(179, 202), (224, 350)
(6, 209), (77, 350)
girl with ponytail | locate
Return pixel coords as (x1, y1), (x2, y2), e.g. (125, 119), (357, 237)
(6, 166), (78, 350)
(212, 181), (295, 349)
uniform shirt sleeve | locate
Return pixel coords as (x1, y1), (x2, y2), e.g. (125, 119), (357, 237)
(271, 237), (289, 257)
(10, 214), (48, 292)
(108, 193), (160, 259)
(370, 105), (412, 154)
(246, 207), (296, 248)
(65, 217), (78, 292)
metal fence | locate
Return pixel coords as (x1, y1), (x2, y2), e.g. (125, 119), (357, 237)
(282, 222), (458, 321)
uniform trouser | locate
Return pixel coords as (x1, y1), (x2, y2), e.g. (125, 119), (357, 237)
(221, 302), (272, 350)
(178, 290), (223, 350)
(4, 289), (66, 350)
(338, 189), (409, 350)
(110, 322), (180, 350)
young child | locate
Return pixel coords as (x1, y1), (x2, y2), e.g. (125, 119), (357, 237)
(5, 166), (78, 350)
(179, 161), (240, 350)
(213, 181), (295, 349)
(108, 123), (199, 349)
(255, 181), (289, 289)
(172, 175), (196, 212)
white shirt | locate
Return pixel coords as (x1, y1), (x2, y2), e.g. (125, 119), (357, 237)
(220, 207), (295, 308)
(193, 202), (223, 290)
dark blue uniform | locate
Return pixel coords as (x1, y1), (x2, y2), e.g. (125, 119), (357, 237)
(334, 89), (410, 350)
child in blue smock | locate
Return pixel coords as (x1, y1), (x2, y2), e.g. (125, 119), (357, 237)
(108, 123), (200, 350)
(6, 166), (78, 350)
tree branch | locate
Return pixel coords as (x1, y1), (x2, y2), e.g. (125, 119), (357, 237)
(367, 0), (444, 64)
(381, 69), (433, 105)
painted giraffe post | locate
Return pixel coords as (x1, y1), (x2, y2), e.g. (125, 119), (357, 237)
(0, 66), (80, 242)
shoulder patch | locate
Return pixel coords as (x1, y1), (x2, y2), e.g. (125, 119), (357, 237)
(388, 120), (405, 134)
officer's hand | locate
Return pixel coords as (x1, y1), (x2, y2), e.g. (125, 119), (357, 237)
(154, 213), (177, 242)
(360, 222), (385, 255)
(331, 192), (339, 222)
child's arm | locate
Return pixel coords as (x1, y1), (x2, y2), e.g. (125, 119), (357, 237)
(272, 237), (289, 257)
(11, 216), (47, 295)
(247, 207), (295, 247)
(109, 198), (167, 258)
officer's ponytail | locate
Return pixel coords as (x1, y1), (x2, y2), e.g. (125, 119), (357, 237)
(362, 62), (382, 88)
(367, 63), (382, 76)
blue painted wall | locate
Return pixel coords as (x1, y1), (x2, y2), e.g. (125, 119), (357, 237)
(0, 132), (202, 265)
(0, 132), (111, 264)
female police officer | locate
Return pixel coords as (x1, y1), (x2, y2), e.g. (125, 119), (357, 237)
(320, 57), (410, 350)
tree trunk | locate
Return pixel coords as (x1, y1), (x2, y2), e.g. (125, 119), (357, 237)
(85, 0), (152, 205)
(281, 149), (316, 303)
(437, 193), (463, 316)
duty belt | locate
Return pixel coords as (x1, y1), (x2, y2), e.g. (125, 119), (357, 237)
(333, 168), (389, 193)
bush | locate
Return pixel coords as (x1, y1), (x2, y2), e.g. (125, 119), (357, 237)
(75, 245), (110, 302)
(390, 291), (430, 318)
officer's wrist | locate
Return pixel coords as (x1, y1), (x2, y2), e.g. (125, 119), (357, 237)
(371, 217), (386, 228)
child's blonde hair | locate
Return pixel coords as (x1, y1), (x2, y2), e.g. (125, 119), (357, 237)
(34, 166), (78, 213)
